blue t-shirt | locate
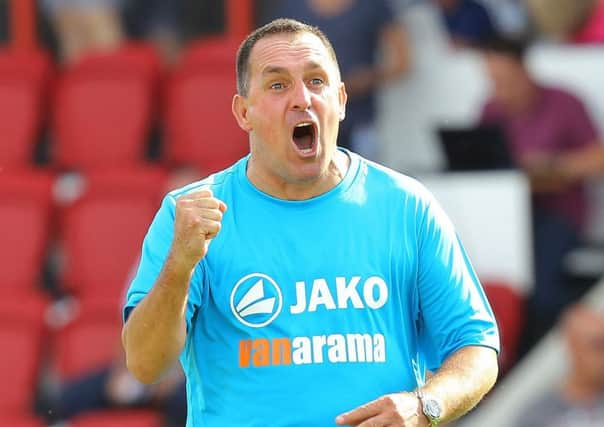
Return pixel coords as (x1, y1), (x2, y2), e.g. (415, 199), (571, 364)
(270, 0), (395, 131)
(124, 150), (499, 426)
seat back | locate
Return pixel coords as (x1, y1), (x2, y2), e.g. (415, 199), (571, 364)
(0, 49), (53, 169)
(483, 281), (525, 374)
(0, 171), (53, 291)
(0, 322), (43, 413)
(54, 316), (122, 380)
(61, 195), (156, 299)
(70, 410), (161, 427)
(164, 67), (247, 173)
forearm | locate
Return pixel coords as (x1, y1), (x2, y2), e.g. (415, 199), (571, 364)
(557, 143), (604, 181)
(418, 346), (499, 424)
(122, 253), (192, 384)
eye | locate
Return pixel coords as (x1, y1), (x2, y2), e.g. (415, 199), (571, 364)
(310, 77), (324, 86)
(270, 82), (285, 90)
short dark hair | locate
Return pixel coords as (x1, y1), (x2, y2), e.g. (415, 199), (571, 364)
(481, 35), (530, 62)
(236, 18), (339, 96)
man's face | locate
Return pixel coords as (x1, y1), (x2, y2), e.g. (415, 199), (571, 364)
(484, 52), (530, 109)
(233, 32), (347, 187)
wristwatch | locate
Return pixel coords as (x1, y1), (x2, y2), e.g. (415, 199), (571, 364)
(415, 390), (443, 426)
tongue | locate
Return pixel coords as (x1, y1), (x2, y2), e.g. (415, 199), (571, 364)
(293, 134), (313, 150)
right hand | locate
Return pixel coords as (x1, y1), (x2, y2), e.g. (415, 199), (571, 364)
(170, 189), (227, 269)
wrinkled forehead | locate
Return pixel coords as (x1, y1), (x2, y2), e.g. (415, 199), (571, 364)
(249, 32), (338, 78)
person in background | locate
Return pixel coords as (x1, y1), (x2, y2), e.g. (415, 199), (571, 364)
(480, 35), (604, 348)
(434, 0), (496, 47)
(53, 353), (186, 427)
(40, 0), (125, 64)
(268, 0), (411, 160)
(514, 303), (604, 427)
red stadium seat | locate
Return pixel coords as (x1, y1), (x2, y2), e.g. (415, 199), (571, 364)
(164, 67), (248, 174)
(163, 36), (247, 174)
(54, 316), (122, 380)
(83, 165), (168, 204)
(0, 170), (53, 327)
(0, 170), (54, 291)
(72, 42), (162, 86)
(483, 281), (525, 374)
(61, 193), (156, 302)
(180, 36), (240, 69)
(52, 45), (157, 171)
(70, 409), (162, 427)
(0, 49), (53, 169)
(0, 48), (54, 88)
(0, 415), (46, 427)
(0, 321), (44, 414)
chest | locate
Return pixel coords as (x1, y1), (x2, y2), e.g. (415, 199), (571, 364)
(506, 105), (570, 154)
(201, 203), (416, 336)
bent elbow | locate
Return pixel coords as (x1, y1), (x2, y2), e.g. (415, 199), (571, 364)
(125, 355), (162, 385)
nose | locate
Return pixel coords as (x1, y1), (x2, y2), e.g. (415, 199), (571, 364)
(290, 80), (312, 111)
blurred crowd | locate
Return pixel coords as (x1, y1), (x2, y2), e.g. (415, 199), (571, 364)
(1, 0), (604, 426)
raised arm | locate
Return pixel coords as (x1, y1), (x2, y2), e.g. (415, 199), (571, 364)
(122, 189), (226, 384)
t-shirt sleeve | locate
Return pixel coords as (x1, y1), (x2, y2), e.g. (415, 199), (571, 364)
(123, 194), (204, 330)
(562, 93), (598, 149)
(415, 191), (500, 369)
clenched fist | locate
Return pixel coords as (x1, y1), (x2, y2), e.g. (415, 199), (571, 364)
(170, 189), (227, 269)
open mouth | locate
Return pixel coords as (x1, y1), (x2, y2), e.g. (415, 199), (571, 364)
(292, 122), (317, 156)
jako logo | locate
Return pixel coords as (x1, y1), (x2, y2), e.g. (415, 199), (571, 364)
(230, 273), (283, 328)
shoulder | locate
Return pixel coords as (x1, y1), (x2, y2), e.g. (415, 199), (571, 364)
(360, 156), (434, 207)
(542, 85), (586, 109)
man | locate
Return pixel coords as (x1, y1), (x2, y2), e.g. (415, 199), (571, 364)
(122, 19), (499, 426)
(480, 36), (604, 347)
(515, 303), (604, 426)
(268, 0), (410, 160)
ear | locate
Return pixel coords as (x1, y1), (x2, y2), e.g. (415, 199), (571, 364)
(232, 94), (253, 132)
(338, 82), (347, 121)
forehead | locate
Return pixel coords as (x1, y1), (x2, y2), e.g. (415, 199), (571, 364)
(249, 32), (336, 75)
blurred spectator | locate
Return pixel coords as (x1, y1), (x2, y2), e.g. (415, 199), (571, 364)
(480, 36), (604, 347)
(123, 0), (226, 65)
(53, 348), (186, 427)
(122, 0), (185, 65)
(267, 0), (411, 160)
(434, 0), (496, 48)
(40, 0), (125, 64)
(526, 0), (600, 43)
(514, 303), (604, 427)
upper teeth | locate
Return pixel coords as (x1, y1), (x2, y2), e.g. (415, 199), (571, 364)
(295, 122), (312, 127)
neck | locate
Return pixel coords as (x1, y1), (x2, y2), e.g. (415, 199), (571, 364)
(503, 81), (540, 116)
(247, 149), (350, 201)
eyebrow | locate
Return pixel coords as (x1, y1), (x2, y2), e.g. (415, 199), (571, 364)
(261, 61), (326, 77)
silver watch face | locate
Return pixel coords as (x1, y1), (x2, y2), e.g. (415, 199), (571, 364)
(423, 397), (442, 420)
